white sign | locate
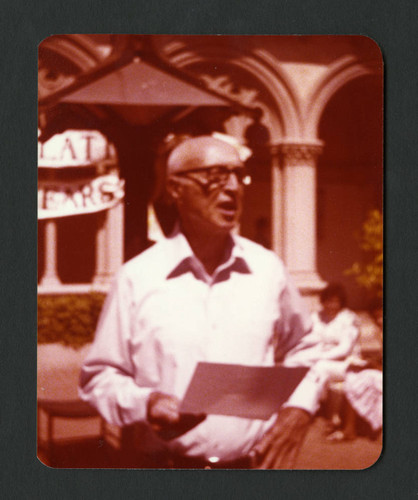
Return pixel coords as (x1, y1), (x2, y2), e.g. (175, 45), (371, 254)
(38, 174), (125, 219)
(38, 129), (117, 168)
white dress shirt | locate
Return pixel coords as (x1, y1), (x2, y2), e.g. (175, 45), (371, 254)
(79, 230), (314, 461)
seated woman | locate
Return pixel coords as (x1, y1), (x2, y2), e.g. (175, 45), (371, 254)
(285, 282), (361, 368)
(284, 283), (362, 432)
(327, 299), (383, 441)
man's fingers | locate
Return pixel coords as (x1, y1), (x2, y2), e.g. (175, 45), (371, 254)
(267, 427), (310, 469)
(147, 392), (181, 424)
(257, 436), (288, 469)
(257, 438), (299, 469)
(253, 430), (275, 458)
(252, 408), (312, 469)
(151, 403), (180, 423)
(255, 425), (287, 469)
(277, 441), (300, 469)
(252, 417), (282, 457)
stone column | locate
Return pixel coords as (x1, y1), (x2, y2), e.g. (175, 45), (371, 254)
(93, 202), (124, 288)
(280, 142), (326, 297)
(93, 211), (108, 287)
(107, 201), (124, 274)
(270, 145), (284, 259)
(39, 219), (62, 288)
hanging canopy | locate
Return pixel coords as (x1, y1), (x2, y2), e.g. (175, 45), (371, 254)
(60, 58), (228, 107)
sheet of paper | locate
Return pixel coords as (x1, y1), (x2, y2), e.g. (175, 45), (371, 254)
(180, 362), (309, 420)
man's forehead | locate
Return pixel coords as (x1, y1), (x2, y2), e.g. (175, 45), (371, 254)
(167, 136), (243, 174)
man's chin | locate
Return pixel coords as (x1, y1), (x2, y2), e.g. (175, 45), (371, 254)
(213, 216), (239, 232)
(187, 213), (240, 235)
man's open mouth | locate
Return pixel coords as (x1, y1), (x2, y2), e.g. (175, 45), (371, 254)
(217, 200), (237, 214)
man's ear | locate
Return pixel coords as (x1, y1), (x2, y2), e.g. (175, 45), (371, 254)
(166, 177), (182, 202)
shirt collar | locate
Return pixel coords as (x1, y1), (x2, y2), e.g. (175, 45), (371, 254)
(165, 227), (252, 281)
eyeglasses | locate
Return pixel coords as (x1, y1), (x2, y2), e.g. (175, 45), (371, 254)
(173, 165), (251, 190)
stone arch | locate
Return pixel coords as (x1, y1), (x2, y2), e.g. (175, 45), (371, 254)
(303, 55), (375, 140)
(38, 35), (114, 132)
(314, 67), (383, 308)
(39, 34), (105, 72)
(162, 41), (303, 143)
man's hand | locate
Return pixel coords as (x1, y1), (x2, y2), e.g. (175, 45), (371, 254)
(147, 391), (181, 427)
(250, 407), (311, 469)
(147, 391), (206, 440)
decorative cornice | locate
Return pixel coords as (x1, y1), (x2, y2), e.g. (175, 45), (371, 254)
(198, 73), (276, 144)
(280, 142), (323, 166)
(200, 74), (260, 108)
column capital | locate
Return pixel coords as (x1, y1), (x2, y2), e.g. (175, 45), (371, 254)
(269, 144), (281, 157)
(280, 141), (323, 167)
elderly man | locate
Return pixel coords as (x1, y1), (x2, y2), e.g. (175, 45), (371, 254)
(79, 135), (320, 469)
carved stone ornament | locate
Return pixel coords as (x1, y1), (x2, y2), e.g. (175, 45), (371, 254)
(200, 73), (270, 144)
(280, 143), (323, 167)
(222, 115), (254, 144)
(38, 65), (76, 101)
(200, 74), (260, 107)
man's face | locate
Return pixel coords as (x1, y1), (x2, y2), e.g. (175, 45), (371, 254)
(168, 138), (247, 235)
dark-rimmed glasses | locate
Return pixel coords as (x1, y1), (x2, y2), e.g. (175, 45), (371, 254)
(173, 165), (251, 191)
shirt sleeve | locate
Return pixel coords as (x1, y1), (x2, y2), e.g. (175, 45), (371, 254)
(274, 268), (313, 363)
(78, 269), (153, 427)
(283, 366), (327, 414)
(273, 269), (324, 414)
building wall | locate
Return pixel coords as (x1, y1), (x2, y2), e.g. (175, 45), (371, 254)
(316, 74), (383, 308)
(38, 35), (383, 307)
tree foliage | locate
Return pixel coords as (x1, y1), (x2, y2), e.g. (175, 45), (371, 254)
(346, 209), (383, 298)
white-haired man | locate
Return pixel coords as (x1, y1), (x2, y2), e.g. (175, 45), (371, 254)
(80, 135), (320, 469)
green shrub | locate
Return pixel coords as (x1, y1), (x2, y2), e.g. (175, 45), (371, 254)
(346, 209), (383, 299)
(38, 293), (106, 348)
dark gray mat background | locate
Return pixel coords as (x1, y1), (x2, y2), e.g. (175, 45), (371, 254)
(2, 1), (417, 498)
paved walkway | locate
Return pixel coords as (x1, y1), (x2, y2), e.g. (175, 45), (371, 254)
(37, 414), (382, 469)
(295, 416), (382, 470)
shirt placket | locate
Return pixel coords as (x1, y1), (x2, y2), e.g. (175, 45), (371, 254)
(205, 268), (233, 361)
(190, 254), (237, 361)
(205, 281), (219, 360)
(187, 258), (215, 353)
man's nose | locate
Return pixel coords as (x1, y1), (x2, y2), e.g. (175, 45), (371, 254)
(223, 171), (241, 191)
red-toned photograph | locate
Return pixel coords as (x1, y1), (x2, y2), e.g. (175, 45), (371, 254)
(37, 35), (383, 469)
